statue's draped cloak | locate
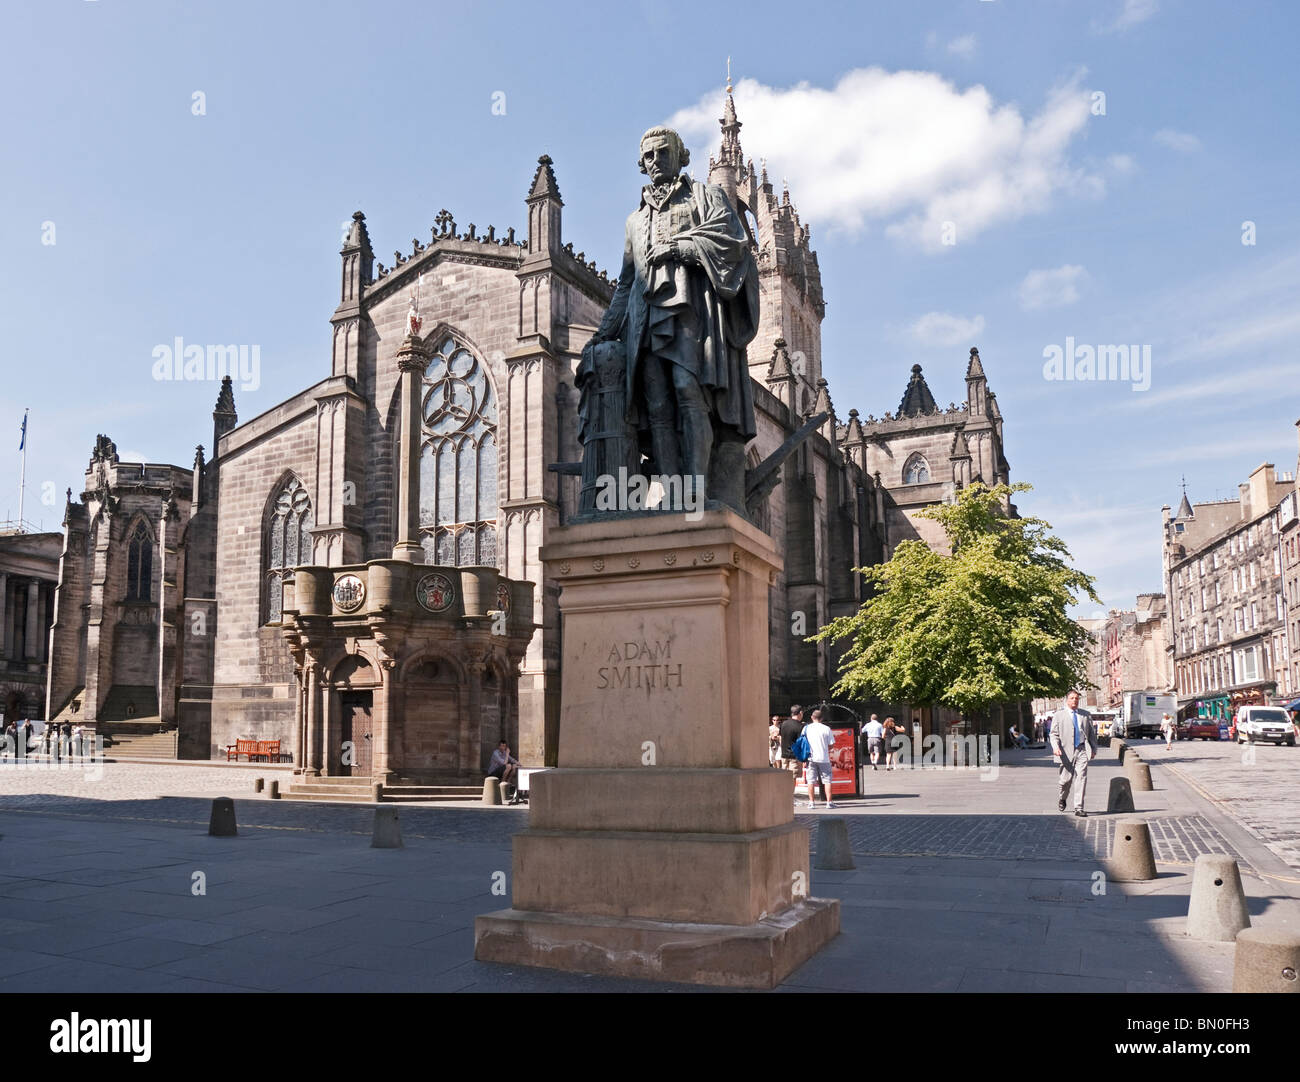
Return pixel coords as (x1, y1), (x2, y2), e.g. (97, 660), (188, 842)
(593, 177), (760, 444)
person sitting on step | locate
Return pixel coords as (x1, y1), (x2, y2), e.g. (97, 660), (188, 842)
(488, 740), (521, 802)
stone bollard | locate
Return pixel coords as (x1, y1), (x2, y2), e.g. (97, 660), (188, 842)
(1127, 761), (1153, 792)
(482, 777), (502, 806)
(1108, 819), (1157, 881)
(1187, 854), (1251, 941)
(269, 780), (280, 799)
(372, 807), (403, 849)
(208, 797), (237, 837)
(1115, 740), (1127, 763)
(1233, 927), (1300, 993)
(1107, 776), (1136, 813)
(254, 777), (264, 793)
(814, 818), (856, 870)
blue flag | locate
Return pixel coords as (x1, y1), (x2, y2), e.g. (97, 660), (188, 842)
(18, 412), (26, 451)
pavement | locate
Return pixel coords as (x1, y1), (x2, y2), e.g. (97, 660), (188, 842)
(0, 740), (1296, 992)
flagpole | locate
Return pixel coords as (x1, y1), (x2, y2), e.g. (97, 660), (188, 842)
(17, 408), (28, 531)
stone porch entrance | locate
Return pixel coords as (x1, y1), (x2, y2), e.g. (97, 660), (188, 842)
(279, 559), (533, 798)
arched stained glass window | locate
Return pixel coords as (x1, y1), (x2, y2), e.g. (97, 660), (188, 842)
(263, 477), (313, 624)
(126, 522), (153, 602)
(902, 453), (930, 485)
(418, 336), (499, 566)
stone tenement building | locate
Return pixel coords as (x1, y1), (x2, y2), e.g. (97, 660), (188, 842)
(1099, 595), (1170, 708)
(0, 529), (61, 724)
(1163, 462), (1294, 720)
(44, 90), (1013, 772)
(1277, 423), (1300, 700)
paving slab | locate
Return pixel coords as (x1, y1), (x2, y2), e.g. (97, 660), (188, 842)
(2, 754), (1298, 992)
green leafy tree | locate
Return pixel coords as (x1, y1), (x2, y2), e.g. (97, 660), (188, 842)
(813, 482), (1100, 717)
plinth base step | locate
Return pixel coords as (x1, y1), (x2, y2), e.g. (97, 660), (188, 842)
(474, 898), (839, 989)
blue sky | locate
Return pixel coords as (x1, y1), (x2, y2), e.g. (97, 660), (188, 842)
(4, 0), (1298, 617)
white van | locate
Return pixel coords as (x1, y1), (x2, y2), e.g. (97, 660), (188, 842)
(1235, 705), (1296, 746)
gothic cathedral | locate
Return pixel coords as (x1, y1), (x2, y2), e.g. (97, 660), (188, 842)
(44, 91), (1010, 779)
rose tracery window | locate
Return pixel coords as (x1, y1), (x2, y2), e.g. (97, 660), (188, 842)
(418, 336), (498, 566)
(263, 477), (313, 624)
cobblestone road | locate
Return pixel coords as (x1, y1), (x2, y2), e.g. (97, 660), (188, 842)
(1144, 736), (1300, 872)
(0, 757), (1238, 866)
(817, 811), (1234, 865)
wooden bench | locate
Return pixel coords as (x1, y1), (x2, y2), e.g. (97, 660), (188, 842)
(226, 739), (258, 762)
(225, 739), (283, 763)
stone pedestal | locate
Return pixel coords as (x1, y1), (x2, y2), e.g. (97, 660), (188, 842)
(475, 510), (839, 988)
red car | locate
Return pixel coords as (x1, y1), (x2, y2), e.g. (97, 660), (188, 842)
(1185, 719), (1221, 741)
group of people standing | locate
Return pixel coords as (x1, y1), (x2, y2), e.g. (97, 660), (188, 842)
(768, 705), (838, 808)
(0, 719), (89, 761)
(765, 706), (913, 809)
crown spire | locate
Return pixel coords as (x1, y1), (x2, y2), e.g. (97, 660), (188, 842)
(719, 60), (743, 168)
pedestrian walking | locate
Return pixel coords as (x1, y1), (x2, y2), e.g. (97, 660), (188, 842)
(769, 716), (782, 767)
(863, 714), (885, 770)
(803, 708), (836, 809)
(779, 705), (805, 774)
(883, 717), (903, 769)
(1049, 690), (1097, 817)
(1160, 712), (1175, 750)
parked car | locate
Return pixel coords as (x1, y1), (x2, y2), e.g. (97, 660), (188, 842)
(1235, 706), (1296, 746)
(1185, 718), (1221, 741)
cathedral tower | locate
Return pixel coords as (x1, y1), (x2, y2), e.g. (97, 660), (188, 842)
(706, 84), (826, 410)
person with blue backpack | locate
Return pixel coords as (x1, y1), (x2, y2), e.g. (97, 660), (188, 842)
(800, 708), (836, 809)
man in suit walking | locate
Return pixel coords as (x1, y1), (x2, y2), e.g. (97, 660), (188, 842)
(1050, 689), (1097, 817)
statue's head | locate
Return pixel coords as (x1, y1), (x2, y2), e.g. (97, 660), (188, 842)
(638, 127), (689, 184)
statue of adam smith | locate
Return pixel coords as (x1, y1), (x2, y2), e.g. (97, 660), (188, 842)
(586, 126), (760, 512)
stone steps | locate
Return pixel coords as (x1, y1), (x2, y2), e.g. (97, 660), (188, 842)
(382, 787), (481, 802)
(103, 731), (177, 760)
(283, 779), (483, 803)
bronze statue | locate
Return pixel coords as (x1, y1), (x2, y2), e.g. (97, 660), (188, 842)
(579, 126), (760, 515)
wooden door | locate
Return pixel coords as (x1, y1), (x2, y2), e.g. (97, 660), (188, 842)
(339, 692), (374, 777)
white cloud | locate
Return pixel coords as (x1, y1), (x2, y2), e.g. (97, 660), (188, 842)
(947, 35), (977, 58)
(1153, 128), (1202, 153)
(1127, 361), (1300, 409)
(908, 311), (985, 347)
(667, 68), (1100, 249)
(1108, 152), (1137, 174)
(1145, 436), (1292, 467)
(1164, 309), (1300, 367)
(119, 449), (148, 463)
(1098, 0), (1159, 33)
(1027, 500), (1164, 611)
(1018, 264), (1088, 310)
